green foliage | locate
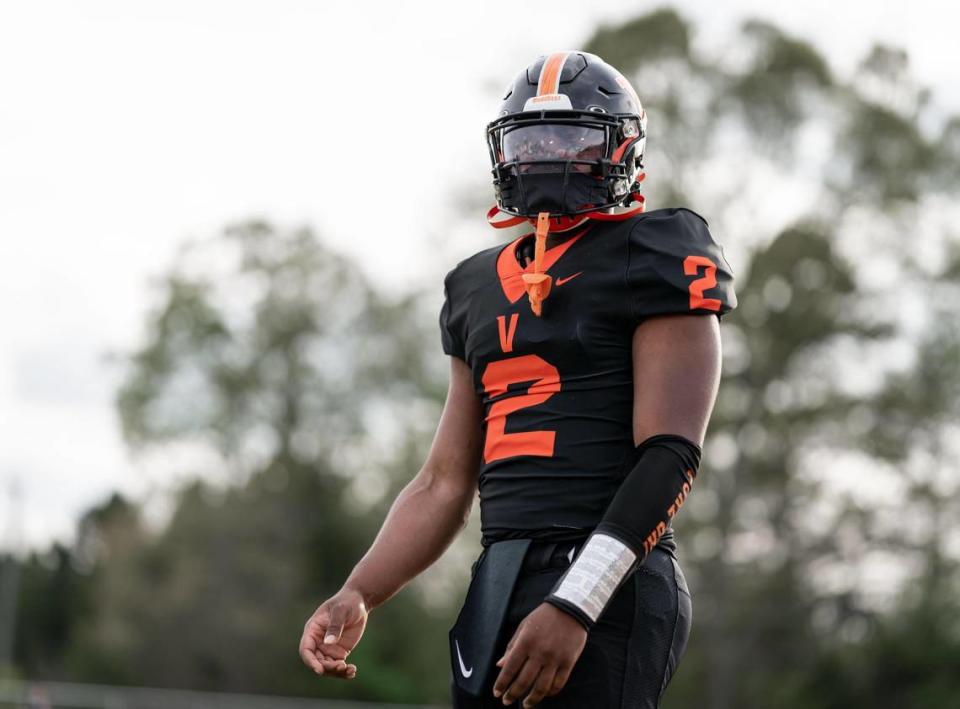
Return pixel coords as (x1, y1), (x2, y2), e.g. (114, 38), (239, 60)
(725, 21), (834, 140)
(800, 597), (960, 708)
(13, 222), (458, 703)
(845, 103), (939, 202)
(741, 21), (832, 87)
(117, 221), (441, 461)
(586, 9), (691, 70)
(59, 470), (454, 702)
(8, 545), (90, 678)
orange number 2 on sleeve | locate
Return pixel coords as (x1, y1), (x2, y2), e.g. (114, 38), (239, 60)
(481, 355), (560, 463)
(683, 255), (722, 312)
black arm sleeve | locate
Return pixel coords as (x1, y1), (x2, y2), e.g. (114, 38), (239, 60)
(595, 434), (701, 557)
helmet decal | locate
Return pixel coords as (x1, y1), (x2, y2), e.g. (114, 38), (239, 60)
(524, 51), (574, 111)
(525, 93), (574, 111)
(537, 51), (572, 96)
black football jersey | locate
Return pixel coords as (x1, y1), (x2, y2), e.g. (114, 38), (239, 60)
(439, 208), (736, 544)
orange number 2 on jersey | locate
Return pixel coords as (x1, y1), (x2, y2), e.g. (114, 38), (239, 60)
(481, 354), (560, 463)
(683, 255), (722, 312)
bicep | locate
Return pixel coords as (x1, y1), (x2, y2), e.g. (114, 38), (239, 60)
(421, 356), (483, 493)
(632, 314), (722, 446)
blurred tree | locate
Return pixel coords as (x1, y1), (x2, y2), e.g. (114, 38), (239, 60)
(65, 222), (459, 702)
(4, 546), (85, 679)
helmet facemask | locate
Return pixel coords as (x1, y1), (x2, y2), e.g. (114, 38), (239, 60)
(487, 110), (644, 218)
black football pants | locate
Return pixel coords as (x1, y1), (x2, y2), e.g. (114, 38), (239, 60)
(450, 541), (691, 709)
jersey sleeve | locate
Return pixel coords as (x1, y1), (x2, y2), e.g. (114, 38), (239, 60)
(627, 208), (737, 323)
(439, 269), (467, 359)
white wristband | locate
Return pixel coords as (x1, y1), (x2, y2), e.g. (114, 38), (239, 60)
(550, 533), (637, 623)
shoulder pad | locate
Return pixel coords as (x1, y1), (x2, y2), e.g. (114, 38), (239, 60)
(626, 208), (737, 322)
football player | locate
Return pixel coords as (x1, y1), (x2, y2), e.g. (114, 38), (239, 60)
(300, 51), (736, 708)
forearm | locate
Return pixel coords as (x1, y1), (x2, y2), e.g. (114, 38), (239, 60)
(343, 467), (474, 609)
(547, 434), (701, 628)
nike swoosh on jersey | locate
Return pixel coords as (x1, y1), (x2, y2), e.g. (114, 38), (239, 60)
(555, 271), (583, 286)
(455, 639), (473, 678)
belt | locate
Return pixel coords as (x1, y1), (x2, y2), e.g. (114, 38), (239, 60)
(513, 526), (677, 574)
(520, 538), (587, 573)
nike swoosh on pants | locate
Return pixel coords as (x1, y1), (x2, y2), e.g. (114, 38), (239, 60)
(455, 638), (474, 678)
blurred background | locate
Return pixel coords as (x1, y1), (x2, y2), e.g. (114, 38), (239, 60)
(2, 1), (959, 707)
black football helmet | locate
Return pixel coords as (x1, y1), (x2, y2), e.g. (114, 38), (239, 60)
(487, 51), (647, 219)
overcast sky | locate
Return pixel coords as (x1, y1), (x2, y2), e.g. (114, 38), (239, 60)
(1, 0), (956, 550)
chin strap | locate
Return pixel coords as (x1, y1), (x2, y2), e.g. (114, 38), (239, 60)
(486, 206), (588, 233)
(486, 205), (529, 229)
(520, 212), (553, 317)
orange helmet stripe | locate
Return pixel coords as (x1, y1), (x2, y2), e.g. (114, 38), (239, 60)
(537, 51), (571, 97)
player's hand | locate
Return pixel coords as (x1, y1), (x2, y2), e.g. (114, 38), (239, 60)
(299, 586), (368, 680)
(493, 602), (587, 707)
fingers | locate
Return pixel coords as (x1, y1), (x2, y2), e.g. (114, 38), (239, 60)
(493, 639), (525, 699)
(318, 659), (357, 679)
(299, 633), (346, 677)
(523, 666), (556, 708)
(300, 647), (356, 679)
(299, 645), (324, 675)
(324, 604), (347, 645)
(550, 663), (573, 696)
(299, 623), (325, 675)
(501, 660), (542, 706)
(300, 602), (357, 679)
